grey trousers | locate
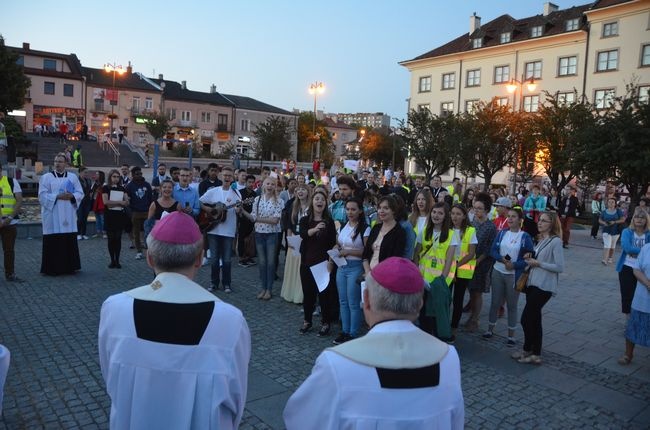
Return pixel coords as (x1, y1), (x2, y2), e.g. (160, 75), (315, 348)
(489, 269), (520, 330)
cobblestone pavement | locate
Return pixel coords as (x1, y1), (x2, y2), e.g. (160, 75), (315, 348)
(0, 228), (648, 429)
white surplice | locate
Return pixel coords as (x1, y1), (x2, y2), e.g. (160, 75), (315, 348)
(98, 272), (251, 430)
(38, 171), (84, 234)
(283, 320), (465, 430)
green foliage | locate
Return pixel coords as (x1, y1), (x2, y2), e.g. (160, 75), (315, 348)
(296, 112), (333, 164)
(455, 100), (522, 188)
(398, 109), (456, 181)
(141, 111), (171, 141)
(0, 35), (31, 114)
(252, 115), (293, 161)
(359, 128), (404, 169)
(530, 91), (596, 193)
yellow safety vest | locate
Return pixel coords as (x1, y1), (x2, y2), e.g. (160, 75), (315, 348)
(456, 226), (477, 279)
(446, 185), (460, 203)
(0, 176), (16, 217)
(419, 229), (456, 286)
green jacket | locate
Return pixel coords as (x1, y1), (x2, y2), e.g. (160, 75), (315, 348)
(424, 275), (452, 340)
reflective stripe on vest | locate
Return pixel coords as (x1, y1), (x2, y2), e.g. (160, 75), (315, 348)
(419, 231), (456, 286)
(457, 226), (477, 279)
(0, 176), (16, 217)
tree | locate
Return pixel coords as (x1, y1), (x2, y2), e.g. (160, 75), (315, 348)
(359, 128), (403, 169)
(0, 35), (30, 114)
(142, 111), (171, 170)
(252, 115), (293, 161)
(455, 100), (521, 189)
(398, 108), (456, 181)
(296, 112), (333, 164)
(530, 91), (596, 194)
(582, 84), (650, 204)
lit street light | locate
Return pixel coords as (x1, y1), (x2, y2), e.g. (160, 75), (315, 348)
(103, 62), (126, 142)
(308, 81), (325, 160)
(506, 75), (537, 194)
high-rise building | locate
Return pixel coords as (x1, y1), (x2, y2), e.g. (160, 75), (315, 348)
(334, 112), (391, 129)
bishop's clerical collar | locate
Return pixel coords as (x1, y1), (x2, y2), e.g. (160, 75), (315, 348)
(54, 171), (66, 178)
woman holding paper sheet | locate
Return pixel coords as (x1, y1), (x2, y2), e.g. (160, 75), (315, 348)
(333, 198), (370, 345)
(281, 184), (311, 304)
(103, 169), (129, 268)
(362, 195), (406, 275)
(298, 190), (337, 337)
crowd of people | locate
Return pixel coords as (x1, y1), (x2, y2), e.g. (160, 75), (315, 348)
(1, 154), (645, 428)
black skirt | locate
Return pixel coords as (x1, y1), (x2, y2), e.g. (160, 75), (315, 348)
(41, 233), (81, 275)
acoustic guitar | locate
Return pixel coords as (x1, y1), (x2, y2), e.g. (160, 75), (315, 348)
(199, 197), (256, 233)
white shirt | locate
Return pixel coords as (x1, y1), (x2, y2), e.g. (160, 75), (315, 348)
(38, 171), (84, 234)
(454, 227), (478, 259)
(251, 195), (284, 234)
(415, 216), (428, 244)
(337, 223), (371, 261)
(200, 187), (241, 237)
(99, 272), (251, 430)
(283, 320), (464, 430)
(494, 230), (524, 274)
(633, 244), (650, 313)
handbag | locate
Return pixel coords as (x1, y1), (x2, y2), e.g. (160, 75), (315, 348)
(515, 269), (529, 292)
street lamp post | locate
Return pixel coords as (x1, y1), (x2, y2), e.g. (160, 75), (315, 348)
(308, 81), (325, 160)
(506, 75), (536, 194)
(103, 62), (126, 142)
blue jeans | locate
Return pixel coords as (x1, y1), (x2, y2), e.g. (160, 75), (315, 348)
(95, 212), (105, 234)
(208, 234), (233, 288)
(336, 259), (363, 336)
(255, 232), (278, 292)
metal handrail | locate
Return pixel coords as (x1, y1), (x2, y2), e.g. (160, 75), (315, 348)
(106, 139), (120, 165)
(121, 137), (147, 164)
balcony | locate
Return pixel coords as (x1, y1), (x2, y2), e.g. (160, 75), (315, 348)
(172, 119), (197, 128)
(90, 103), (109, 114)
(216, 124), (232, 133)
(130, 107), (154, 116)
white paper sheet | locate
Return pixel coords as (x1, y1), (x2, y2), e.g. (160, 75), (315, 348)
(109, 190), (124, 211)
(310, 261), (331, 292)
(286, 235), (302, 256)
(327, 249), (348, 267)
(360, 281), (367, 306)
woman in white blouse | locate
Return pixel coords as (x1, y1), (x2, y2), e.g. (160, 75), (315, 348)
(408, 189), (434, 245)
(333, 198), (370, 345)
(242, 177), (285, 300)
(281, 184), (311, 303)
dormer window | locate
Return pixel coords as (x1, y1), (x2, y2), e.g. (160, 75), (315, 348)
(531, 25), (543, 38)
(472, 38), (483, 49)
(565, 18), (579, 31)
(500, 32), (511, 44)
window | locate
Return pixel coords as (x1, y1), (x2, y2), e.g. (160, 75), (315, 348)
(145, 97), (153, 110)
(465, 100), (479, 113)
(558, 56), (578, 76)
(44, 81), (55, 95)
(218, 114), (228, 131)
(201, 112), (211, 123)
(181, 111), (191, 122)
(525, 61), (542, 79)
(442, 73), (455, 89)
(500, 32), (511, 44)
(63, 84), (73, 97)
(440, 102), (454, 117)
(642, 44), (650, 67)
(531, 26), (543, 38)
(241, 119), (250, 131)
(16, 55), (24, 66)
(417, 104), (430, 112)
(132, 97), (140, 112)
(640, 86), (650, 104)
(466, 69), (481, 87)
(167, 108), (176, 120)
(494, 65), (510, 83)
(597, 50), (618, 71)
(565, 18), (579, 31)
(523, 95), (540, 112)
(557, 92), (576, 105)
(94, 100), (104, 111)
(594, 89), (615, 109)
(43, 59), (56, 70)
(418, 76), (431, 92)
(603, 22), (618, 37)
(472, 38), (482, 48)
(496, 97), (509, 107)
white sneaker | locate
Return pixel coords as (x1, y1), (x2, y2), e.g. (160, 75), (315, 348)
(135, 252), (143, 260)
(202, 257), (209, 266)
(82, 235), (89, 240)
(77, 235), (82, 240)
(207, 250), (212, 259)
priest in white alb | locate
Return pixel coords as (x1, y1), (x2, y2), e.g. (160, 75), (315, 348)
(284, 257), (465, 429)
(38, 153), (84, 275)
(98, 211), (251, 429)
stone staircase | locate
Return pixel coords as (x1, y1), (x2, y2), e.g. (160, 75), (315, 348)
(34, 136), (145, 168)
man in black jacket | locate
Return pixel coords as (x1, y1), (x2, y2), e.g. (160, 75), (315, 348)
(558, 186), (579, 248)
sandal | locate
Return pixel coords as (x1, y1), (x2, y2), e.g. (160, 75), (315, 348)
(299, 322), (313, 334)
(317, 323), (331, 337)
(617, 355), (632, 365)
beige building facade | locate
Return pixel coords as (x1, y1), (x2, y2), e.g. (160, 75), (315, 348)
(400, 0), (650, 184)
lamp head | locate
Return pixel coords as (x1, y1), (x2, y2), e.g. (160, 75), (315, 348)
(526, 79), (537, 92)
(506, 80), (517, 94)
